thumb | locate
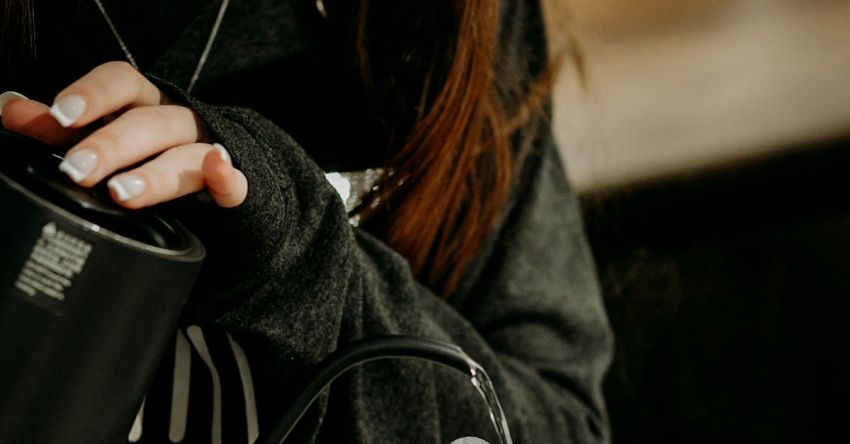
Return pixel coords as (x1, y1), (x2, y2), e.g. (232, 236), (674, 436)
(202, 143), (248, 208)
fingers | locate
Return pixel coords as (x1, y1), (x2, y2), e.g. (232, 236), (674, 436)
(1, 96), (88, 146)
(50, 61), (170, 128)
(107, 143), (247, 209)
(2, 61), (246, 210)
(59, 105), (205, 186)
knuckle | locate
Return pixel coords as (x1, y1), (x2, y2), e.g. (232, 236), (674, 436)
(100, 61), (145, 95)
(94, 127), (122, 149)
(104, 60), (137, 74)
(148, 165), (185, 197)
(127, 106), (173, 131)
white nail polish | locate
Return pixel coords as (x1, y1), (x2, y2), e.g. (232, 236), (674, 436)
(50, 94), (87, 127)
(0, 91), (28, 116)
(58, 149), (98, 183)
(213, 143), (231, 164)
(108, 175), (146, 201)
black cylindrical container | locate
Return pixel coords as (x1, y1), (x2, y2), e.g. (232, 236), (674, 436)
(0, 129), (205, 443)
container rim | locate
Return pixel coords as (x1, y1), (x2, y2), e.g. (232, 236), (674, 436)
(0, 171), (205, 262)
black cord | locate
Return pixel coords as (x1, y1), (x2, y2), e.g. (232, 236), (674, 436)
(257, 335), (480, 444)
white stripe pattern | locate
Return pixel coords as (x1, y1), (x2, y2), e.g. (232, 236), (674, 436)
(128, 326), (258, 443)
(186, 325), (224, 444)
(169, 330), (192, 443)
(227, 333), (260, 443)
(128, 398), (145, 442)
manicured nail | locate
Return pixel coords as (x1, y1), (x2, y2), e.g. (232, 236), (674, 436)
(0, 91), (28, 116)
(108, 175), (146, 201)
(50, 94), (86, 127)
(58, 149), (98, 183)
(213, 143), (231, 164)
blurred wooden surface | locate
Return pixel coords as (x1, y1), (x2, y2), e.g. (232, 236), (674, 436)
(553, 0), (850, 191)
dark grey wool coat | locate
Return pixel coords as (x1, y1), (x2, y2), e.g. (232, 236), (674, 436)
(11, 0), (613, 442)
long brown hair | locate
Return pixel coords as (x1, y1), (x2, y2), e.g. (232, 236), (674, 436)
(1, 0), (569, 297)
(351, 0), (566, 296)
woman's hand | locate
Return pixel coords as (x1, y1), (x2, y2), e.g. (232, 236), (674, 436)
(0, 61), (248, 208)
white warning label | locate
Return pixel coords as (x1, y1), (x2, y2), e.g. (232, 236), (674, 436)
(14, 222), (92, 307)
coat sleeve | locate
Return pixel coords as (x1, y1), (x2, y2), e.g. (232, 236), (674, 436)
(148, 82), (613, 442)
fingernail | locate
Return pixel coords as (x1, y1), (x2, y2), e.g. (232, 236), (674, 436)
(0, 91), (28, 116)
(58, 149), (98, 183)
(108, 175), (146, 201)
(50, 94), (87, 127)
(213, 143), (231, 164)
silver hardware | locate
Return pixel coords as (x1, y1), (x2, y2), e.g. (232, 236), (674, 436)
(324, 168), (385, 226)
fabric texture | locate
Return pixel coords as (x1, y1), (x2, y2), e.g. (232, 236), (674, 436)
(11, 0), (614, 442)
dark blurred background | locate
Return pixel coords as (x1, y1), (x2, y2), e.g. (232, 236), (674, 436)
(552, 0), (850, 442)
